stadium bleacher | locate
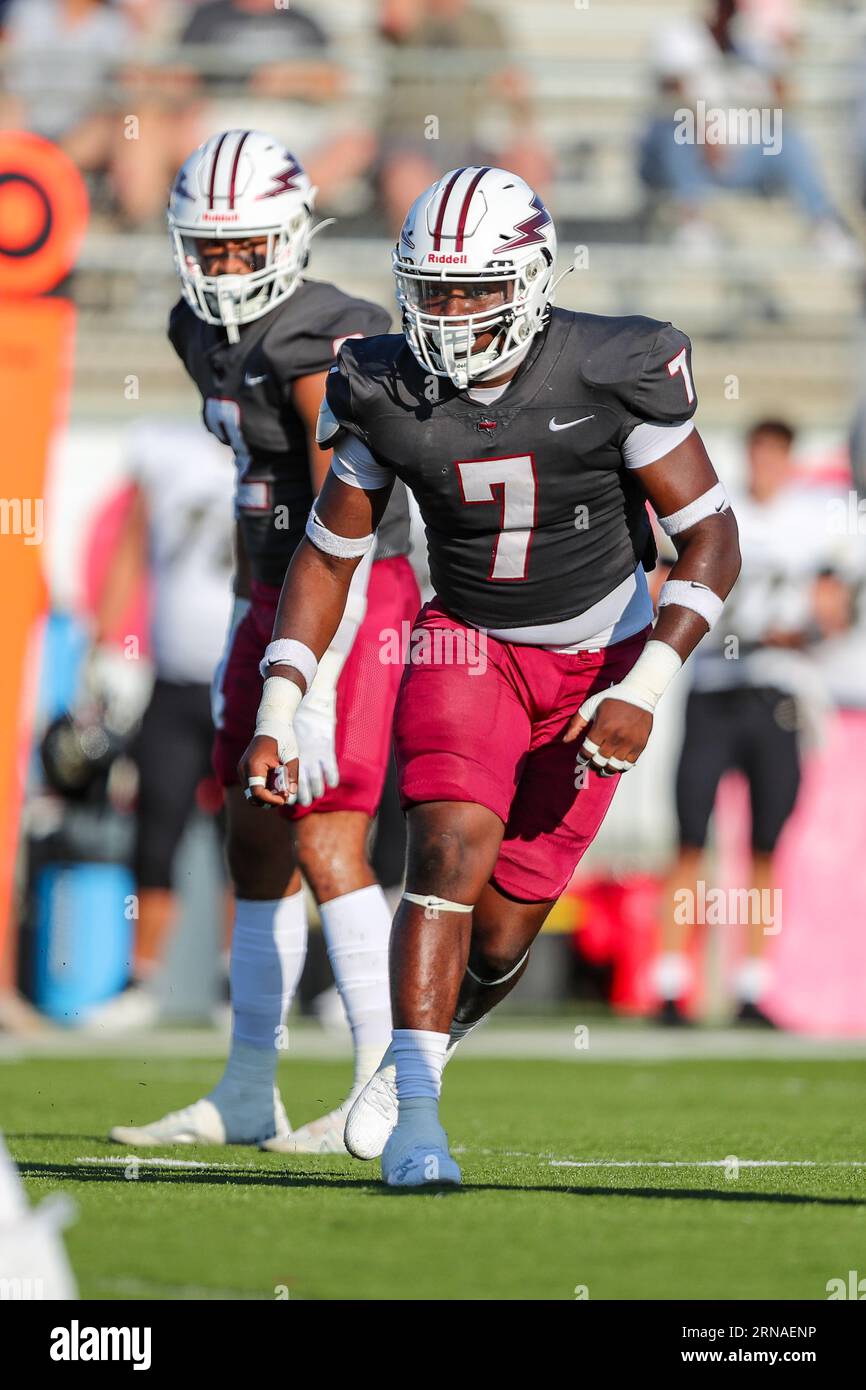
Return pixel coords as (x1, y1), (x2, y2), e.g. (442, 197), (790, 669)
(59, 0), (863, 428)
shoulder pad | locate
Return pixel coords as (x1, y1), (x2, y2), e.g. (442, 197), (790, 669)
(580, 315), (697, 424)
(263, 282), (391, 383)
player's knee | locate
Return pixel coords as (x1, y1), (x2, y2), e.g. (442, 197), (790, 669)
(226, 827), (298, 899)
(295, 839), (368, 902)
(469, 942), (527, 983)
(406, 821), (480, 900)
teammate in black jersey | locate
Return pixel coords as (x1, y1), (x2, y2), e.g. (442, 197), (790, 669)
(241, 166), (741, 1186)
(110, 131), (419, 1155)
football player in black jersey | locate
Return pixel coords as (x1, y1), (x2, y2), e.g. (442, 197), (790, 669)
(241, 166), (741, 1186)
(109, 132), (419, 1154)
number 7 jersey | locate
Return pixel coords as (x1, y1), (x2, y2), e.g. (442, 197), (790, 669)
(325, 307), (698, 631)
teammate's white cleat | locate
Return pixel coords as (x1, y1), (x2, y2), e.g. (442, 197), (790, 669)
(344, 1045), (398, 1160)
(81, 983), (160, 1036)
(380, 1102), (461, 1189)
(261, 1104), (349, 1155)
(109, 1087), (290, 1148)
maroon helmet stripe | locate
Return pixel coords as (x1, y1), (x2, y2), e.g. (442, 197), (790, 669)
(207, 131), (229, 210)
(432, 168), (465, 250)
(454, 167), (490, 252)
(228, 130), (250, 209)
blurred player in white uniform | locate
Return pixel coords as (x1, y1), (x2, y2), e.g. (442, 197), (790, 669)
(84, 420), (235, 1032)
(0, 1134), (77, 1299)
(654, 420), (843, 1024)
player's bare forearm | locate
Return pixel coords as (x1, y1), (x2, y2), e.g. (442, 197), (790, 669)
(267, 469), (391, 689)
(652, 509), (741, 662)
(637, 428), (741, 663)
(268, 539), (362, 692)
(565, 429), (740, 762)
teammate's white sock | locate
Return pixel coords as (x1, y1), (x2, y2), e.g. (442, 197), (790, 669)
(220, 890), (307, 1091)
(735, 957), (770, 1005)
(319, 885), (392, 1090)
(653, 950), (690, 1002)
(392, 1028), (449, 1104)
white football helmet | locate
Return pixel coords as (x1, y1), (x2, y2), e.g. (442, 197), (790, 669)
(393, 167), (557, 390)
(167, 129), (318, 341)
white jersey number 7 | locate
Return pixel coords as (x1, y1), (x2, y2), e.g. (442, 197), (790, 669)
(456, 453), (538, 581)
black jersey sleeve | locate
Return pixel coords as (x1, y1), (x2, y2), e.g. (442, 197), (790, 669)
(629, 323), (697, 424)
(264, 292), (392, 385)
(319, 350), (365, 448)
(167, 298), (194, 365)
(580, 316), (698, 427)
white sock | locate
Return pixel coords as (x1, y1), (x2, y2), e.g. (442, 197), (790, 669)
(319, 885), (392, 1090)
(220, 891), (307, 1094)
(735, 957), (770, 1004)
(392, 1028), (449, 1103)
(653, 951), (689, 1002)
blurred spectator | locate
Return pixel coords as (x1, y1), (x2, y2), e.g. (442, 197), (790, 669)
(1, 0), (134, 142)
(376, 0), (552, 232)
(638, 0), (857, 262)
(179, 0), (371, 211)
(652, 419), (844, 1027)
(180, 0), (333, 97)
(0, 0), (203, 227)
(82, 420), (235, 1033)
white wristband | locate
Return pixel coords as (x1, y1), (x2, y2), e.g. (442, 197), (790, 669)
(658, 579), (725, 630)
(579, 639), (683, 725)
(254, 676), (303, 764)
(259, 639), (318, 689)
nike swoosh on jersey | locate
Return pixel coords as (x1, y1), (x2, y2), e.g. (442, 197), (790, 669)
(549, 415), (595, 431)
(244, 373), (268, 387)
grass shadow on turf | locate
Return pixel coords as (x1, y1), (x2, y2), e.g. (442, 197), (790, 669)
(15, 1161), (384, 1193)
(5, 1133), (111, 1143)
(15, 1163), (866, 1208)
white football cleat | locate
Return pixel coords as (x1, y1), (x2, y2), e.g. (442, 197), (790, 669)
(261, 1104), (349, 1155)
(380, 1106), (461, 1189)
(344, 1046), (398, 1160)
(81, 983), (160, 1035)
(109, 1087), (290, 1147)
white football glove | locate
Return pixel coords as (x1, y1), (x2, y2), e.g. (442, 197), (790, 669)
(294, 650), (342, 807)
(80, 643), (152, 735)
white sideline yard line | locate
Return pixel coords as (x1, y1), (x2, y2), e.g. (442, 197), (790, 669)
(75, 1155), (252, 1170)
(455, 1146), (866, 1168)
(547, 1158), (866, 1169)
(75, 1151), (866, 1174)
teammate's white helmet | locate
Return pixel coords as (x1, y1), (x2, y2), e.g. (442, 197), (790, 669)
(393, 167), (557, 390)
(167, 129), (317, 341)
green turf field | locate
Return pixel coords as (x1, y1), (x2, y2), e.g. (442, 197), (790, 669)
(5, 1051), (865, 1300)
